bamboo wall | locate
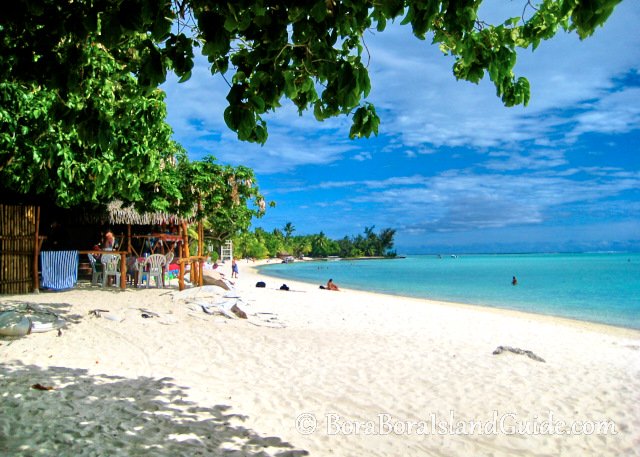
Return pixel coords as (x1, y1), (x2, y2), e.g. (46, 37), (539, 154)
(0, 204), (39, 294)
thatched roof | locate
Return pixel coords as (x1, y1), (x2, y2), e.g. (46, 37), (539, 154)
(105, 201), (193, 226)
(0, 191), (193, 228)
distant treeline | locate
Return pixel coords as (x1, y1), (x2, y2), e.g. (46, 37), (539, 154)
(232, 224), (396, 259)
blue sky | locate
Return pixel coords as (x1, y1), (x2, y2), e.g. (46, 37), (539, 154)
(163, 1), (640, 254)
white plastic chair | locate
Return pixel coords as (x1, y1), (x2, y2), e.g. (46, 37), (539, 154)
(101, 254), (121, 287)
(141, 254), (166, 288)
(87, 254), (103, 286)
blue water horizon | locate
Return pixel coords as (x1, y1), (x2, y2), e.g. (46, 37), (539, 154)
(257, 253), (640, 330)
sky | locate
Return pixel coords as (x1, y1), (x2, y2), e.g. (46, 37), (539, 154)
(162, 1), (640, 254)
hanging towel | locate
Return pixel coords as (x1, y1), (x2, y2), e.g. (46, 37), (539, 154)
(40, 250), (79, 290)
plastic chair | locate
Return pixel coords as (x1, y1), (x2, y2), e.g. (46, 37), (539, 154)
(87, 254), (103, 286)
(141, 254), (166, 288)
(101, 253), (121, 287)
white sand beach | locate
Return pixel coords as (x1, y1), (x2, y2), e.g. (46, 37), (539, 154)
(1, 261), (639, 456)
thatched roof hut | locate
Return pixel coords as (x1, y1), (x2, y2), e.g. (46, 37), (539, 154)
(1, 194), (203, 293)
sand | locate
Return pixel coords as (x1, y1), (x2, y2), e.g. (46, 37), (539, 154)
(1, 260), (639, 456)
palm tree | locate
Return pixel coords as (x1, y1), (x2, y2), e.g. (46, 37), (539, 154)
(283, 222), (295, 240)
(364, 226), (378, 256)
(378, 228), (396, 256)
(311, 231), (329, 257)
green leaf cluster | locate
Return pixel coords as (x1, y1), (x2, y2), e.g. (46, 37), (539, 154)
(2, 0), (621, 145)
(0, 42), (175, 207)
(140, 152), (267, 237)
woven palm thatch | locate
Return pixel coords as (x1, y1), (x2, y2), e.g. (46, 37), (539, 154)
(105, 200), (192, 226)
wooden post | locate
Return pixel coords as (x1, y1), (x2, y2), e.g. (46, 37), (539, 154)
(179, 262), (185, 291)
(197, 199), (204, 259)
(127, 224), (132, 254)
(198, 205), (205, 289)
(182, 222), (190, 257)
(180, 221), (190, 290)
(120, 252), (126, 289)
(33, 206), (40, 292)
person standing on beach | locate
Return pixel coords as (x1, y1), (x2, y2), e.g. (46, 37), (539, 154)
(231, 259), (239, 278)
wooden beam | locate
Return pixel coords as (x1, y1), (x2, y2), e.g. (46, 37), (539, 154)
(127, 224), (132, 254)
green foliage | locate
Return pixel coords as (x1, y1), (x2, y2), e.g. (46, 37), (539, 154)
(144, 152), (267, 236)
(1, 0), (621, 150)
(283, 222), (296, 239)
(235, 231), (271, 259)
(567, 0), (622, 39)
(234, 224), (397, 259)
(0, 43), (175, 207)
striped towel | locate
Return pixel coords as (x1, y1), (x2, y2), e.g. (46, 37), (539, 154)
(40, 251), (79, 290)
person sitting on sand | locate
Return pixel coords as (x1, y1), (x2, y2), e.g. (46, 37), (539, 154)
(327, 278), (340, 291)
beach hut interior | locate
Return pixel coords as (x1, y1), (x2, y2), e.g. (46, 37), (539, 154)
(1, 194), (205, 293)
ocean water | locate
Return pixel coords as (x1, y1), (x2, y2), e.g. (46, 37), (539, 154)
(257, 253), (640, 330)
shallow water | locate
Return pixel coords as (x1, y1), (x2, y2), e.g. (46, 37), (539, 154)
(257, 253), (640, 329)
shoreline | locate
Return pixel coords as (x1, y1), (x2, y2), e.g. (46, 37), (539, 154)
(1, 262), (639, 456)
(251, 260), (640, 338)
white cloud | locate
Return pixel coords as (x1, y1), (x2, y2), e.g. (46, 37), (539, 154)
(483, 148), (568, 171)
(295, 167), (640, 234)
(352, 151), (372, 161)
(569, 86), (640, 138)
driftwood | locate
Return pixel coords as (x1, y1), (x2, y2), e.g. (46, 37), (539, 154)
(492, 346), (546, 363)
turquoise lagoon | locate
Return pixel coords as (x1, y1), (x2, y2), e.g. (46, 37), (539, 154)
(257, 253), (640, 330)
